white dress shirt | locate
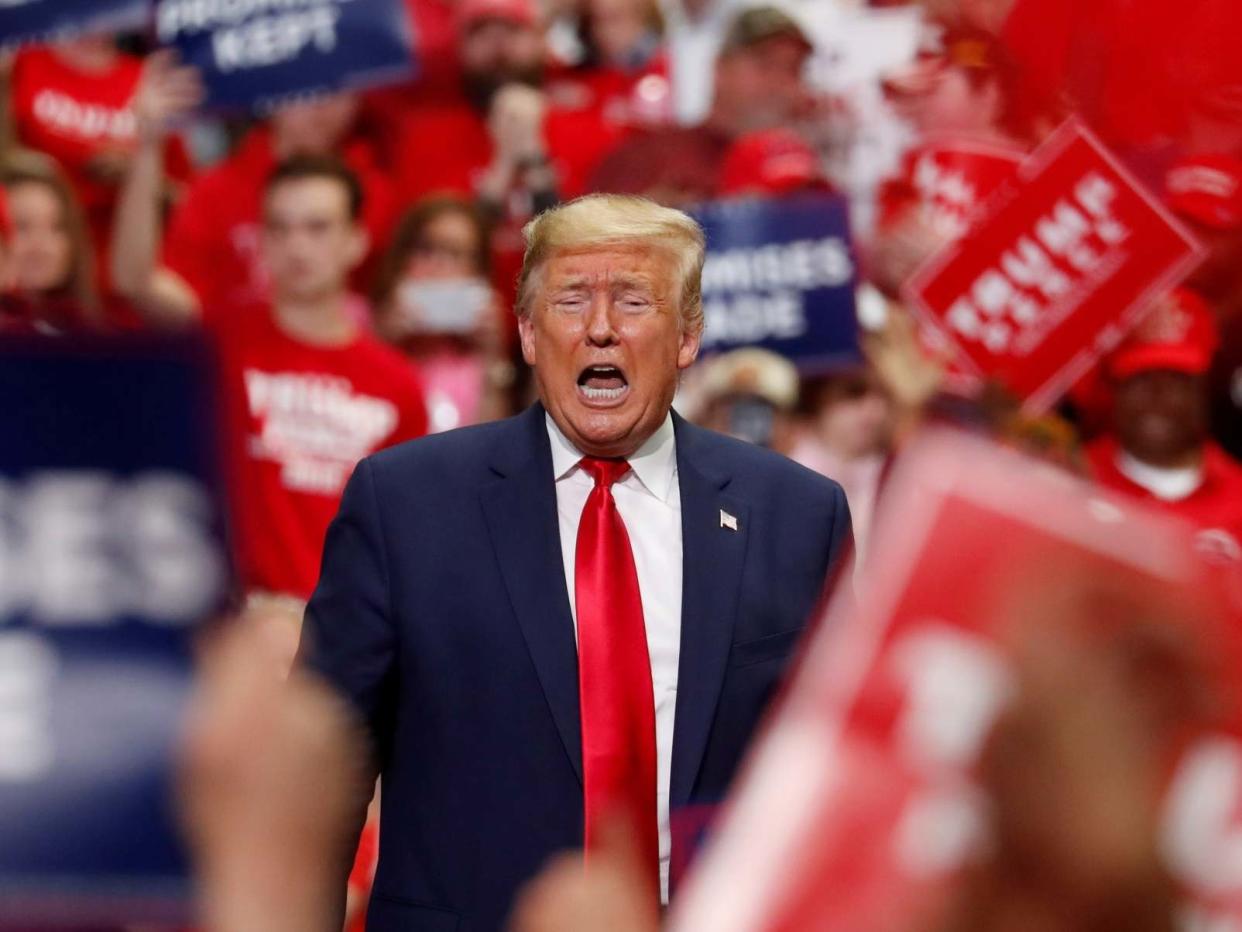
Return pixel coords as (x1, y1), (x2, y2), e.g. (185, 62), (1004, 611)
(546, 413), (683, 903)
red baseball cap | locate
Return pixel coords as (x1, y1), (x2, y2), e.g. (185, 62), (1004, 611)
(1108, 287), (1220, 380)
(458, 0), (538, 29)
(719, 129), (827, 197)
(1165, 154), (1242, 230)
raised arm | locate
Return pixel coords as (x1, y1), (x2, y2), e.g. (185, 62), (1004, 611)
(110, 51), (203, 328)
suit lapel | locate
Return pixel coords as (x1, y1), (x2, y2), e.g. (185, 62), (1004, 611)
(480, 404), (583, 784)
(670, 415), (749, 807)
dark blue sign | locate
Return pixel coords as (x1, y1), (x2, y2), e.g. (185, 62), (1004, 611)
(0, 335), (231, 927)
(693, 194), (861, 372)
(0, 0), (149, 50)
(156, 0), (416, 112)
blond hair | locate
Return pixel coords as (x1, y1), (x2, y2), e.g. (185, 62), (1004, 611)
(515, 194), (706, 334)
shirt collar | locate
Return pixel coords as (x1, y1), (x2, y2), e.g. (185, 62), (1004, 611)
(1116, 449), (1204, 502)
(546, 412), (678, 503)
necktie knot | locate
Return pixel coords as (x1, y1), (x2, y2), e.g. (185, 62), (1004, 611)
(579, 456), (630, 490)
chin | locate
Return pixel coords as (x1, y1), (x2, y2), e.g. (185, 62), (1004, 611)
(565, 408), (645, 456)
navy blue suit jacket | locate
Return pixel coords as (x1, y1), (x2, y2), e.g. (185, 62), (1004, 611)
(301, 403), (852, 932)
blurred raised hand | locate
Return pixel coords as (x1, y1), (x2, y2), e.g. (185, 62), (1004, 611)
(509, 815), (660, 932)
(179, 618), (369, 932)
(132, 50), (204, 142)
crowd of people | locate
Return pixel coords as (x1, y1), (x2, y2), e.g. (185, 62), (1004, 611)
(3, 0), (1242, 928)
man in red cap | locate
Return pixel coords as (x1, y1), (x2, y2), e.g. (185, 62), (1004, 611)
(1088, 288), (1242, 562)
(391, 0), (624, 318)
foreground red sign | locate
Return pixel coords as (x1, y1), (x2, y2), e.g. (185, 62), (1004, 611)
(670, 430), (1242, 932)
(905, 121), (1203, 412)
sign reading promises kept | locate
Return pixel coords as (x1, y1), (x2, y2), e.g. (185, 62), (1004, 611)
(905, 121), (1204, 412)
(156, 0), (416, 111)
(693, 193), (860, 372)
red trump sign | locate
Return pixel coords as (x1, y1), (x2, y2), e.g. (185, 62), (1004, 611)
(905, 121), (1204, 412)
(670, 430), (1242, 932)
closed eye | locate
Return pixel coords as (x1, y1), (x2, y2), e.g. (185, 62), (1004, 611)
(553, 291), (589, 311)
(617, 294), (653, 311)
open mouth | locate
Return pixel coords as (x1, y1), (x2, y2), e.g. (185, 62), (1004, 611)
(577, 364), (630, 403)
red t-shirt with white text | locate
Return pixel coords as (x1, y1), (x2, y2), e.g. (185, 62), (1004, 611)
(10, 45), (194, 309)
(211, 304), (427, 599)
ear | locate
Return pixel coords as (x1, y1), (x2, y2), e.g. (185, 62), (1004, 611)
(345, 225), (370, 273)
(676, 320), (702, 371)
(518, 311), (537, 367)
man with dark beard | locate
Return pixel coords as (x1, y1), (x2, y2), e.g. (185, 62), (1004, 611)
(392, 0), (627, 313)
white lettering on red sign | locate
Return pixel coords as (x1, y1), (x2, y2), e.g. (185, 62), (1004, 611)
(943, 172), (1132, 356)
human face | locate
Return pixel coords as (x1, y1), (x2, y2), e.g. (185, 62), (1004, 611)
(270, 93), (359, 158)
(588, 0), (649, 65)
(460, 18), (544, 100)
(404, 211), (483, 280)
(815, 376), (894, 460)
(714, 36), (811, 132)
(519, 245), (701, 457)
(262, 177), (366, 303)
(1114, 370), (1208, 467)
(884, 63), (1001, 138)
(6, 181), (74, 295)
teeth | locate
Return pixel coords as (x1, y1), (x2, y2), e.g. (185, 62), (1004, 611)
(580, 385), (628, 401)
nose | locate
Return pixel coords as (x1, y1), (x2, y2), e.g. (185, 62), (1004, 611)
(584, 292), (619, 347)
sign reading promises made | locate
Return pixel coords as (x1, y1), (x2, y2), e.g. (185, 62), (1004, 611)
(693, 193), (861, 373)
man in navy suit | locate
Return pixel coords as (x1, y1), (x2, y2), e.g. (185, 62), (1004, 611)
(301, 194), (852, 931)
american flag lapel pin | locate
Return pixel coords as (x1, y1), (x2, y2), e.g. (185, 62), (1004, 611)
(720, 509), (739, 531)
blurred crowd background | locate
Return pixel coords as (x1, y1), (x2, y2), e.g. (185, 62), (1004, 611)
(3, 0), (1242, 926)
(3, 0), (1239, 594)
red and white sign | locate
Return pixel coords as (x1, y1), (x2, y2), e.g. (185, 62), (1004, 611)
(905, 121), (1204, 412)
(880, 139), (1024, 240)
(670, 430), (1242, 932)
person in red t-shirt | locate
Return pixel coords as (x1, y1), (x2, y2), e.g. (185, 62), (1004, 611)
(110, 53), (397, 318)
(7, 37), (194, 302)
(112, 63), (427, 601)
(544, 0), (672, 131)
(392, 0), (628, 310)
(394, 0), (623, 203)
(1088, 288), (1242, 565)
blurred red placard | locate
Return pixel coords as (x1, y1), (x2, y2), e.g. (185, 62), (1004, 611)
(881, 139), (1023, 239)
(670, 430), (1242, 932)
(904, 121), (1204, 412)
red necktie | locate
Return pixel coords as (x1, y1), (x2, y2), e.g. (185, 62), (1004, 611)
(575, 457), (660, 897)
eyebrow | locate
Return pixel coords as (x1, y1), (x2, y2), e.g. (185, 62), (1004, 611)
(549, 273), (657, 291)
(610, 274), (656, 291)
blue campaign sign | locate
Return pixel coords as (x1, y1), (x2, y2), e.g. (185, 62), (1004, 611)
(693, 193), (861, 372)
(0, 0), (149, 50)
(0, 335), (231, 927)
(156, 0), (417, 112)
